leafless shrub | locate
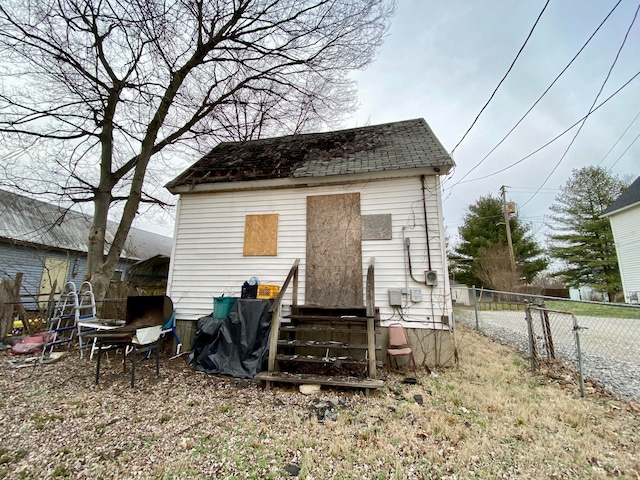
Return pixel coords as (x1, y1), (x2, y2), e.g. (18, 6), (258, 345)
(474, 244), (522, 294)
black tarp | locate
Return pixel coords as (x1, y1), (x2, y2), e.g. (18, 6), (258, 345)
(191, 299), (272, 378)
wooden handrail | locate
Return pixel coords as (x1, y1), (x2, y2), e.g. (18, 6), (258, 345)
(365, 257), (375, 318)
(267, 259), (300, 376)
(365, 257), (377, 379)
(268, 258), (300, 313)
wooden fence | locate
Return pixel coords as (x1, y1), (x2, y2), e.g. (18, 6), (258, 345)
(0, 276), (166, 341)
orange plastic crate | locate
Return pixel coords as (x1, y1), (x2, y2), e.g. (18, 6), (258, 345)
(256, 284), (280, 299)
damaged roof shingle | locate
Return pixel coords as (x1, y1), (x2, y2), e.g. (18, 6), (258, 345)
(166, 118), (455, 191)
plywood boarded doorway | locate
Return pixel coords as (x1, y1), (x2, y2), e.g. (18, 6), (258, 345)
(306, 193), (363, 307)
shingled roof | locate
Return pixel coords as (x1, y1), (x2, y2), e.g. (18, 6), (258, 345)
(602, 175), (640, 217)
(0, 189), (172, 261)
(166, 118), (455, 193)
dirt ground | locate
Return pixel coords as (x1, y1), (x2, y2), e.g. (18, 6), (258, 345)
(0, 324), (638, 479)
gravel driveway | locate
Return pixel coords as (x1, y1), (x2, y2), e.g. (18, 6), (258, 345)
(455, 308), (640, 402)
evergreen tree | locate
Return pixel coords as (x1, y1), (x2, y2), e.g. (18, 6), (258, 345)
(548, 166), (627, 301)
(451, 195), (547, 288)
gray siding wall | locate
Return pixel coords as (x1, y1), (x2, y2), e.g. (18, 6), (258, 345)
(0, 241), (132, 310)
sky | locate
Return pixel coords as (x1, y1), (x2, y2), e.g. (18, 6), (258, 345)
(1, 0), (637, 270)
(1, 0), (637, 245)
(346, 0), (640, 243)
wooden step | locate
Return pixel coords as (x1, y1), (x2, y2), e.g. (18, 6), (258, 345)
(277, 340), (381, 350)
(279, 325), (379, 335)
(276, 354), (383, 367)
(286, 314), (373, 323)
(267, 302), (380, 382)
(293, 305), (371, 317)
(254, 371), (384, 389)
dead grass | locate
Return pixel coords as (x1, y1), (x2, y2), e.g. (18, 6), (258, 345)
(0, 324), (638, 479)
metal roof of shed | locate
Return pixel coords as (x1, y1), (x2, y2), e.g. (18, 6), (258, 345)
(0, 189), (172, 261)
(166, 118), (455, 192)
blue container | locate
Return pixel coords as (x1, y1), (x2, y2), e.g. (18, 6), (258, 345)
(213, 297), (238, 319)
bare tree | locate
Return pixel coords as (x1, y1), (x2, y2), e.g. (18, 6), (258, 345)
(530, 271), (566, 290)
(474, 244), (522, 292)
(0, 0), (395, 300)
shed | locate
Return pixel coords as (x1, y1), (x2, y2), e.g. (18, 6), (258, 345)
(166, 118), (456, 381)
(602, 175), (640, 303)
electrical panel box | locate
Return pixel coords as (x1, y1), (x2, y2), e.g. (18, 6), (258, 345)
(388, 289), (402, 307)
(410, 289), (422, 302)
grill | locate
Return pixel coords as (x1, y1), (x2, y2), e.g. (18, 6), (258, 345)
(92, 295), (173, 387)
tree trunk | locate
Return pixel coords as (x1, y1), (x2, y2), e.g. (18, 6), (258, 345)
(85, 155), (152, 304)
(87, 271), (111, 316)
(86, 190), (111, 281)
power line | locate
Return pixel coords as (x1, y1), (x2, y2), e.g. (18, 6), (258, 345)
(608, 130), (640, 170)
(455, 68), (640, 185)
(450, 0), (551, 155)
(444, 210), (552, 229)
(508, 187), (559, 193)
(597, 109), (640, 166)
(447, 0), (623, 189)
(520, 1), (640, 209)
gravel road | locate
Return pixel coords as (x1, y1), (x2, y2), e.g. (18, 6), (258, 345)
(455, 308), (640, 402)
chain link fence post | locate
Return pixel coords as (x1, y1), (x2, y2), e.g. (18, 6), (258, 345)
(472, 285), (479, 331)
(571, 314), (586, 397)
(525, 304), (537, 371)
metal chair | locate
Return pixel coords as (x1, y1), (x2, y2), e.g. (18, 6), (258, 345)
(386, 323), (417, 374)
(141, 310), (180, 359)
(161, 311), (181, 355)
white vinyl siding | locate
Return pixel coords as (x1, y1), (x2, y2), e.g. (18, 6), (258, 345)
(167, 175), (452, 326)
(609, 206), (640, 301)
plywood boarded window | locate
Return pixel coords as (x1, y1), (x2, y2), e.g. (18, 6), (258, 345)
(362, 214), (392, 240)
(306, 193), (362, 306)
(243, 214), (279, 256)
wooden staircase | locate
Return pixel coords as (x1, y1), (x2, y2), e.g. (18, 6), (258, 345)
(255, 259), (384, 391)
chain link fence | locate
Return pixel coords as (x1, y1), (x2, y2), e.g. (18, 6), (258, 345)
(453, 286), (640, 401)
(525, 306), (586, 396)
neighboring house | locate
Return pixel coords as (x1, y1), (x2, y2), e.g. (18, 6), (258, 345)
(0, 189), (173, 309)
(602, 175), (640, 303)
(165, 118), (456, 366)
(450, 283), (472, 306)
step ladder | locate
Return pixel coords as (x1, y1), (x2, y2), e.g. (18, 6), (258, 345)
(76, 282), (99, 358)
(40, 281), (98, 360)
(40, 282), (79, 360)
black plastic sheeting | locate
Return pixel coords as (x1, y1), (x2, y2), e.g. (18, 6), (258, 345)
(191, 299), (272, 378)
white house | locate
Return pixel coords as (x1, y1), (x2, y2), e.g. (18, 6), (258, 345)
(602, 175), (640, 303)
(165, 119), (456, 369)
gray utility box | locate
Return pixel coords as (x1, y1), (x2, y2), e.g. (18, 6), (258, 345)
(388, 289), (403, 307)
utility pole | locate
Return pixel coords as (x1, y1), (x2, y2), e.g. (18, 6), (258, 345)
(500, 185), (517, 274)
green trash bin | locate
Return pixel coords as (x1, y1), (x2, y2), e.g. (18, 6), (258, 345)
(213, 296), (238, 319)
